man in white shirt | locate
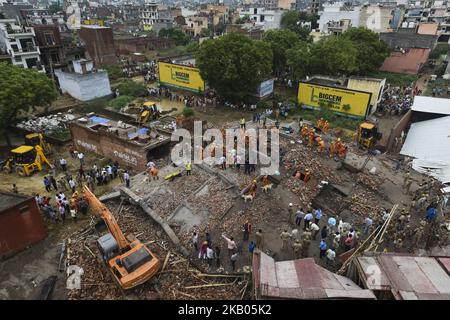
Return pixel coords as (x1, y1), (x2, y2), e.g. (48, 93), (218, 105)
(206, 246), (214, 268)
(124, 171), (130, 188)
(77, 152), (84, 166)
(60, 158), (67, 172)
(309, 222), (320, 240)
(326, 248), (336, 266)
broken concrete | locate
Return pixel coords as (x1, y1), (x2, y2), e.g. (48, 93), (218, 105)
(119, 186), (190, 257)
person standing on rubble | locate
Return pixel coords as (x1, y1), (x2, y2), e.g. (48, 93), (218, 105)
(60, 158), (67, 172)
(193, 232), (199, 251)
(255, 229), (264, 250)
(319, 239), (327, 259)
(206, 246), (214, 268)
(288, 203), (294, 223)
(243, 219), (252, 242)
(295, 208), (305, 227)
(124, 170), (130, 188)
(186, 161), (192, 176)
(230, 252), (238, 272)
(310, 222), (320, 240)
(77, 152), (85, 166)
(304, 211), (313, 231)
(248, 241), (256, 260)
(363, 216), (373, 236)
(326, 247), (336, 266)
(292, 239), (302, 259)
(280, 230), (291, 250)
(314, 208), (322, 225)
(43, 176), (52, 192)
(222, 234), (237, 257)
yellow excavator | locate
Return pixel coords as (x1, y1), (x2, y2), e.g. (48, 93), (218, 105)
(3, 145), (53, 176)
(83, 185), (161, 289)
(357, 122), (382, 149)
(24, 133), (52, 154)
(138, 101), (160, 125)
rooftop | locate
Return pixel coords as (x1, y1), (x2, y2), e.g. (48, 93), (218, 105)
(254, 252), (376, 300)
(379, 48), (430, 75)
(0, 192), (31, 212)
(354, 253), (450, 300)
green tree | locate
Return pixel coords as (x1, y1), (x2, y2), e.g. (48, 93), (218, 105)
(196, 33), (273, 102)
(309, 36), (359, 75)
(116, 79), (146, 97)
(263, 29), (300, 75)
(186, 42), (200, 54)
(280, 10), (315, 42)
(0, 63), (57, 145)
(159, 28), (191, 46)
(286, 42), (310, 80)
(429, 43), (450, 60)
(235, 15), (250, 24)
(107, 95), (134, 111)
(103, 64), (123, 81)
(342, 27), (390, 74)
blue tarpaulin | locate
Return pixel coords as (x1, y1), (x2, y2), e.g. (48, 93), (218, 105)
(138, 128), (149, 134)
(89, 116), (110, 124)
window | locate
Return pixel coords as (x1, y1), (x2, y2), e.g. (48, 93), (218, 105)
(14, 56), (22, 62)
(44, 33), (55, 45)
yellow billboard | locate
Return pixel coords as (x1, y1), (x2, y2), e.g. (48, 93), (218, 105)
(298, 82), (372, 119)
(158, 62), (205, 93)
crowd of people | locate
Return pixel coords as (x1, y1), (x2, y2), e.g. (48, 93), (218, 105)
(378, 84), (418, 116)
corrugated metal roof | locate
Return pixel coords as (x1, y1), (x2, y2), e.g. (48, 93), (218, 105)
(256, 252), (375, 299)
(411, 96), (450, 115)
(355, 254), (450, 300)
(400, 116), (450, 183)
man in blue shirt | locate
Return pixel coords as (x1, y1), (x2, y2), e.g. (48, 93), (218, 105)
(314, 208), (322, 225)
(426, 206), (436, 222)
(248, 241), (256, 260)
(319, 240), (327, 259)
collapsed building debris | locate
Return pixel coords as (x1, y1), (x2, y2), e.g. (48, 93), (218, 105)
(16, 113), (76, 136)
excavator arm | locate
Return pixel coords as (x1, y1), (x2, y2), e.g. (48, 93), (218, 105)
(83, 185), (130, 250)
(34, 145), (53, 169)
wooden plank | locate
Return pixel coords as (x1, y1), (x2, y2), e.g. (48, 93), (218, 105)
(184, 283), (235, 289)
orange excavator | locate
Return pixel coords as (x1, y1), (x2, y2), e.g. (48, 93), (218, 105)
(83, 185), (161, 289)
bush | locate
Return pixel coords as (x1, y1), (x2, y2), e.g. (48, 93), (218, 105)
(102, 65), (124, 81)
(107, 95), (134, 111)
(429, 44), (450, 60)
(182, 107), (194, 118)
(117, 80), (146, 97)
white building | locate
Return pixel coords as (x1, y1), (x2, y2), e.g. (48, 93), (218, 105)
(239, 7), (284, 30)
(0, 19), (44, 71)
(55, 59), (112, 102)
(318, 3), (361, 33)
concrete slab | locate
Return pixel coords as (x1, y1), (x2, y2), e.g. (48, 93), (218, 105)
(168, 203), (208, 232)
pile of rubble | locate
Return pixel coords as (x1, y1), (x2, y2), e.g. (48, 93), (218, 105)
(66, 200), (248, 300)
(17, 113), (76, 135)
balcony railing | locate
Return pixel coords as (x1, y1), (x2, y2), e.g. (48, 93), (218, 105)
(6, 27), (34, 35)
(10, 46), (39, 54)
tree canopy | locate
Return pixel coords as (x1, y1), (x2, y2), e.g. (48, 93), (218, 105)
(285, 27), (390, 79)
(341, 27), (390, 74)
(0, 63), (57, 143)
(159, 28), (191, 46)
(262, 29), (300, 75)
(280, 10), (318, 42)
(196, 33), (273, 103)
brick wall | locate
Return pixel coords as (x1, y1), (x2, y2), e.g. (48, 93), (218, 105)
(69, 123), (149, 171)
(385, 109), (412, 152)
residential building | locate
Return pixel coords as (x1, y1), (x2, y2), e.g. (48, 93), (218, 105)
(139, 1), (158, 31)
(0, 18), (44, 70)
(318, 3), (361, 33)
(121, 3), (141, 22)
(183, 16), (208, 36)
(33, 24), (64, 74)
(295, 0), (323, 13)
(78, 25), (117, 66)
(238, 6), (284, 30)
(55, 59), (112, 101)
(359, 4), (397, 33)
(20, 8), (68, 33)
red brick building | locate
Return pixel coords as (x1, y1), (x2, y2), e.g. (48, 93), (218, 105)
(79, 25), (117, 66)
(0, 192), (47, 257)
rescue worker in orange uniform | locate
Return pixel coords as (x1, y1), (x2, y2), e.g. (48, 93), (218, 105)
(316, 118), (323, 130)
(308, 129), (315, 148)
(304, 169), (311, 183)
(301, 125), (309, 144)
(329, 141), (335, 158)
(262, 175), (270, 186)
(316, 137), (326, 153)
(250, 180), (257, 197)
(323, 120), (329, 134)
